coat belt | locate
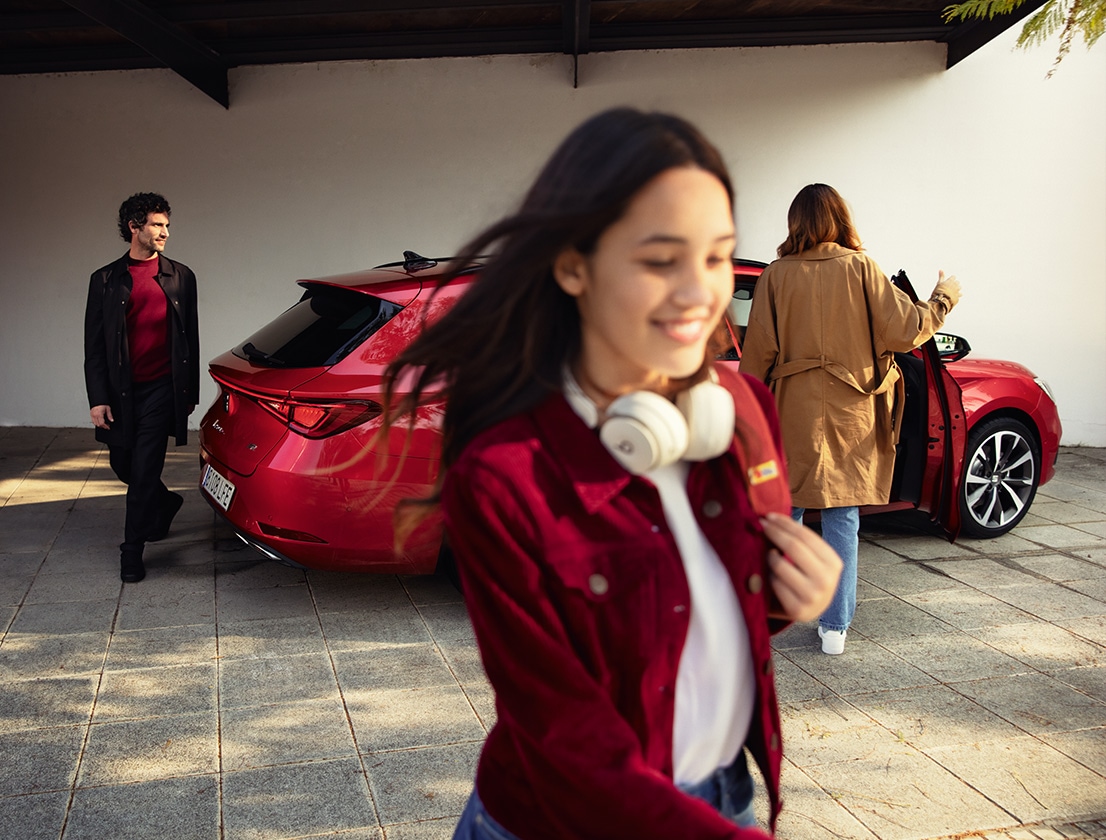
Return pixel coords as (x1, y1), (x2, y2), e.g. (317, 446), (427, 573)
(766, 356), (906, 441)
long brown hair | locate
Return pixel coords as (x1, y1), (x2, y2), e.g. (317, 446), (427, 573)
(380, 108), (734, 541)
(777, 183), (862, 257)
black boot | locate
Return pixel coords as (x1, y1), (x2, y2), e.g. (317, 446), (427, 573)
(120, 548), (146, 583)
(148, 491), (184, 542)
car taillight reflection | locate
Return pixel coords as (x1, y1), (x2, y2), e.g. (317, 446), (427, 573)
(256, 397), (383, 439)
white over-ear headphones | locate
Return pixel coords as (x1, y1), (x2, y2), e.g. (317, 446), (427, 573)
(564, 373), (736, 475)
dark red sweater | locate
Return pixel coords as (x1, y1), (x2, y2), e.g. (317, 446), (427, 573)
(126, 257), (171, 383)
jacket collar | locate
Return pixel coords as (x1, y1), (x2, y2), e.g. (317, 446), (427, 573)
(527, 387), (750, 515)
(530, 392), (633, 514)
(781, 242), (858, 261)
(109, 251), (177, 278)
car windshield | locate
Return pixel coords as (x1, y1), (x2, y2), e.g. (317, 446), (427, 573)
(233, 285), (403, 368)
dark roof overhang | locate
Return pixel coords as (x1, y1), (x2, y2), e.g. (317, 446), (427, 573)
(0, 1), (1047, 108)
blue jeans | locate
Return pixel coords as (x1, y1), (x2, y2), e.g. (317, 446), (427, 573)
(453, 791), (519, 840)
(792, 506), (858, 633)
(452, 753), (756, 839)
(677, 749), (757, 827)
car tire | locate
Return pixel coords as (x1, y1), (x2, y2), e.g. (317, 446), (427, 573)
(958, 416), (1040, 538)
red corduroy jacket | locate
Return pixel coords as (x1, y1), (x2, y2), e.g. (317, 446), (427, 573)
(441, 369), (792, 840)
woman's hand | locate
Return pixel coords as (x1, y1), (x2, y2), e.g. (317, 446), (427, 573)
(761, 512), (843, 623)
(931, 270), (961, 311)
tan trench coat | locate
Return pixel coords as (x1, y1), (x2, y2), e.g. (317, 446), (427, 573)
(741, 243), (951, 509)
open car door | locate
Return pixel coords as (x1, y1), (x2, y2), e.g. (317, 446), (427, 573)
(890, 271), (967, 539)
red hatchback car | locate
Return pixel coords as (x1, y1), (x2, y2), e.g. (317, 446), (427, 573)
(199, 252), (1062, 574)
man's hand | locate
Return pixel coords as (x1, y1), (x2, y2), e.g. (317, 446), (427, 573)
(90, 405), (113, 430)
(761, 512), (844, 623)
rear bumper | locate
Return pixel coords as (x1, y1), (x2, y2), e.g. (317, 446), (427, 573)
(198, 445), (441, 574)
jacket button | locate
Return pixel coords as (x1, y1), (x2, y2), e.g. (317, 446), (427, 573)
(702, 500), (723, 518)
(673, 604), (686, 613)
(747, 574), (763, 594)
(588, 574), (609, 596)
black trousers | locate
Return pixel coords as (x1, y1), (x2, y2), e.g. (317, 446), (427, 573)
(108, 377), (174, 553)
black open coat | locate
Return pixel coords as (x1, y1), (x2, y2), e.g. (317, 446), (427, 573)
(83, 253), (200, 447)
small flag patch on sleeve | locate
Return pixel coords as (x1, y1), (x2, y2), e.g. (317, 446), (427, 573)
(748, 460), (780, 485)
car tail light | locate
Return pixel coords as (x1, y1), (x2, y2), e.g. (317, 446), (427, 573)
(255, 398), (383, 439)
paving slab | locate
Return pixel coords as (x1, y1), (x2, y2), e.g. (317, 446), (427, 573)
(102, 623), (218, 671)
(0, 725), (84, 796)
(221, 758), (378, 840)
(780, 638), (938, 697)
(773, 760), (880, 839)
(346, 685), (487, 753)
(968, 622), (1106, 670)
(781, 695), (900, 767)
(846, 684), (1024, 749)
(92, 662), (218, 721)
(802, 747), (1013, 840)
(877, 630), (1030, 683)
(220, 698), (358, 771)
(332, 644), (460, 692)
(0, 629), (110, 680)
(216, 615), (329, 660)
(950, 672), (1106, 735)
(0, 791), (70, 840)
(364, 743), (482, 826)
(77, 711), (219, 785)
(64, 775), (220, 840)
(923, 736), (1106, 825)
(217, 652), (340, 710)
(0, 674), (99, 731)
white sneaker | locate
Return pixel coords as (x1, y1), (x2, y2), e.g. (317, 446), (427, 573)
(818, 626), (846, 655)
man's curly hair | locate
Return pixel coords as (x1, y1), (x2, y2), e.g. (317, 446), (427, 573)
(118, 192), (171, 243)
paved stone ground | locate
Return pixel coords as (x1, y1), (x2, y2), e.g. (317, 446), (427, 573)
(1, 428), (1104, 839)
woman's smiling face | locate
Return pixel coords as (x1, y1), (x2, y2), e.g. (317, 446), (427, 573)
(554, 165), (735, 404)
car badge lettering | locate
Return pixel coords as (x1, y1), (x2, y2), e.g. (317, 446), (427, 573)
(212, 420), (225, 434)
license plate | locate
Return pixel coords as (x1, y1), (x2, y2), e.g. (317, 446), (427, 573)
(201, 463), (236, 511)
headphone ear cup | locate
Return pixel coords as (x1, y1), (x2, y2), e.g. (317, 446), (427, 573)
(677, 381), (736, 462)
(600, 391), (689, 474)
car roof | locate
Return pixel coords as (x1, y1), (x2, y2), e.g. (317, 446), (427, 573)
(296, 253), (768, 300)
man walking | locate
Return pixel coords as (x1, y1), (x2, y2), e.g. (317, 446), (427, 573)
(84, 192), (200, 582)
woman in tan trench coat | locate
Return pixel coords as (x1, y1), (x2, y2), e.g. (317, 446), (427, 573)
(742, 184), (960, 654)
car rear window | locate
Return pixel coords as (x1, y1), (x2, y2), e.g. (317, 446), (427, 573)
(233, 285), (404, 368)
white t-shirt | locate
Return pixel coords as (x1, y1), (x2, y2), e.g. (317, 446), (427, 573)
(647, 461), (755, 786)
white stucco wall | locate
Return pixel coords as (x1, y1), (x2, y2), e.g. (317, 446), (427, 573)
(1, 26), (1103, 444)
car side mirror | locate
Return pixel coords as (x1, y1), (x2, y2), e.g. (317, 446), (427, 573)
(935, 333), (971, 362)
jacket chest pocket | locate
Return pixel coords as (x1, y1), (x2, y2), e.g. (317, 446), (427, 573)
(544, 541), (673, 669)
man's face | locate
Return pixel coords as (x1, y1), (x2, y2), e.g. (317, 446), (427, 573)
(130, 212), (170, 258)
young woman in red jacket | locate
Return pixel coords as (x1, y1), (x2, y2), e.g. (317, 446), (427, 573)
(381, 108), (842, 839)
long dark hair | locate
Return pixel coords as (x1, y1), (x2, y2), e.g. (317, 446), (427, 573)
(777, 183), (862, 257)
(380, 107), (733, 539)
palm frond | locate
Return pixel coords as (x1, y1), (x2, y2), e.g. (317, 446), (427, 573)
(942, 0), (1026, 23)
(944, 0), (1105, 75)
